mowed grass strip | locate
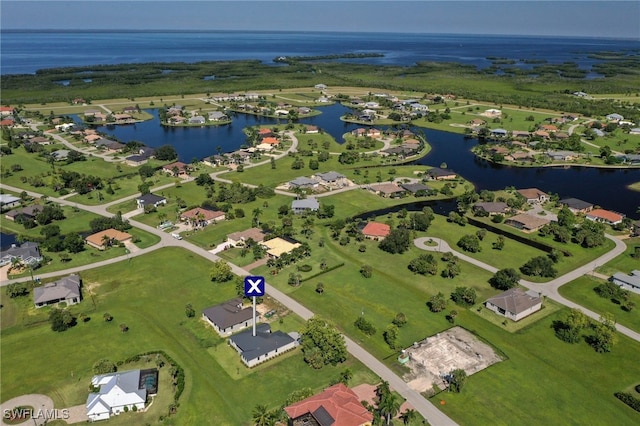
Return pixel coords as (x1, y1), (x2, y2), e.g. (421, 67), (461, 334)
(559, 275), (640, 333)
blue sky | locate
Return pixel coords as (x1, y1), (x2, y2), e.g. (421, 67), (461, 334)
(2, 1), (639, 39)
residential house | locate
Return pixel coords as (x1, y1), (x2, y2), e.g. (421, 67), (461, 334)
(85, 229), (132, 250)
(315, 171), (347, 188)
(516, 188), (549, 204)
(484, 108), (501, 117)
(180, 208), (225, 227)
(606, 113), (624, 122)
(208, 111), (228, 121)
(473, 202), (509, 216)
(226, 228), (266, 247)
(367, 183), (406, 198)
(284, 383), (374, 426)
(292, 197), (320, 214)
(468, 118), (486, 127)
(289, 177), (318, 190)
(262, 237), (301, 258)
(426, 168), (457, 180)
(261, 137), (280, 146)
(255, 143), (275, 152)
(547, 151), (578, 161)
(0, 242), (43, 267)
(135, 193), (167, 209)
(558, 198), (594, 214)
(87, 369), (153, 421)
(202, 298), (255, 336)
(4, 205), (43, 222)
(34, 274), (81, 308)
(162, 161), (190, 177)
(51, 149), (70, 161)
(400, 182), (431, 195)
(258, 128), (274, 138)
(505, 151), (534, 162)
(490, 128), (508, 138)
(0, 106), (15, 116)
(505, 213), (551, 232)
(314, 84), (327, 90)
(611, 270), (640, 294)
(361, 222), (390, 240)
(485, 288), (542, 321)
(188, 116), (206, 125)
(305, 125), (319, 134)
(228, 323), (297, 367)
(203, 155), (228, 167)
(586, 209), (624, 225)
(512, 131), (531, 138)
(0, 194), (21, 210)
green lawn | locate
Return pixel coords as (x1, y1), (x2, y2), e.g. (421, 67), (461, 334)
(559, 275), (640, 333)
(0, 248), (378, 425)
(596, 237), (640, 276)
(247, 226), (640, 425)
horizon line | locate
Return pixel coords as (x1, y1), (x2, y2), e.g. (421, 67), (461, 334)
(1, 29), (638, 41)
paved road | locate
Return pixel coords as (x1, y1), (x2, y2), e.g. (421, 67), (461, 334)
(0, 182), (460, 425)
(413, 236), (640, 342)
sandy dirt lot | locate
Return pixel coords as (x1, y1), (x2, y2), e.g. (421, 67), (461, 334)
(401, 326), (503, 393)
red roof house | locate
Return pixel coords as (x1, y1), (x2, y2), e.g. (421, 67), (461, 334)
(586, 209), (624, 225)
(284, 383), (373, 426)
(362, 222), (391, 240)
(261, 137), (279, 145)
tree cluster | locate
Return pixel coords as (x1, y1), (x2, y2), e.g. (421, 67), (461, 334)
(300, 317), (347, 369)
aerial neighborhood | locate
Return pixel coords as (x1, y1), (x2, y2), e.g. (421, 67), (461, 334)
(1, 43), (640, 426)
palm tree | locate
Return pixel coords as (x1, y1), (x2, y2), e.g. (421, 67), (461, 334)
(252, 208), (263, 226)
(251, 404), (270, 426)
(400, 408), (418, 425)
(378, 393), (401, 426)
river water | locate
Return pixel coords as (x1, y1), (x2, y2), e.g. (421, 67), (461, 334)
(91, 103), (640, 219)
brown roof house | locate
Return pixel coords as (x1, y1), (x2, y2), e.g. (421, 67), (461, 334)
(34, 274), (81, 308)
(367, 183), (406, 198)
(226, 228), (266, 247)
(517, 188), (549, 204)
(202, 298), (255, 336)
(284, 383), (373, 426)
(505, 213), (551, 232)
(473, 202), (509, 216)
(85, 229), (132, 250)
(485, 288), (542, 322)
(180, 208), (225, 228)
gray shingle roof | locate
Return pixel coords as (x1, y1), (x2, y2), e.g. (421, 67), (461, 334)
(229, 323), (295, 362)
(202, 298), (253, 329)
(33, 274), (81, 305)
(486, 288), (541, 315)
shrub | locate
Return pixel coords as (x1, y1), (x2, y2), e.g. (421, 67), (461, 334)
(354, 316), (376, 336)
(298, 264), (312, 272)
(614, 392), (640, 413)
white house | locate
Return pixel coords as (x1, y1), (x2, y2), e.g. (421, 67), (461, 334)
(611, 270), (640, 294)
(86, 370), (150, 421)
(485, 288), (542, 321)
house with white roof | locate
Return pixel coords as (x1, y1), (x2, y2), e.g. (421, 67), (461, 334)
(87, 369), (153, 421)
(611, 270), (640, 294)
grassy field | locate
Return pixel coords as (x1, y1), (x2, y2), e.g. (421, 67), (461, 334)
(595, 237), (640, 276)
(245, 225), (640, 425)
(0, 248), (379, 425)
(559, 275), (640, 333)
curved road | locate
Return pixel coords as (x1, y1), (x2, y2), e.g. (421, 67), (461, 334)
(414, 236), (640, 342)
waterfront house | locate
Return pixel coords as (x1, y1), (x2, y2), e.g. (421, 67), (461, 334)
(516, 188), (549, 204)
(505, 213), (551, 232)
(0, 242), (43, 267)
(367, 183), (406, 198)
(586, 209), (624, 225)
(473, 202), (509, 216)
(426, 168), (457, 180)
(558, 198), (594, 214)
